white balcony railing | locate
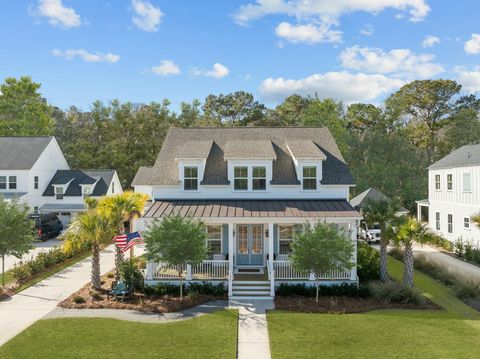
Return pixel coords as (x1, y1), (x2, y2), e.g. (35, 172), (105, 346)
(154, 263), (187, 279)
(191, 260), (229, 280)
(273, 261), (351, 280)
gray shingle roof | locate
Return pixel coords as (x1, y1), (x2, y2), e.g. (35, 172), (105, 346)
(429, 144), (480, 170)
(224, 140), (277, 160)
(0, 137), (54, 170)
(286, 140), (326, 160)
(43, 170), (116, 197)
(350, 188), (409, 214)
(175, 140), (213, 159)
(132, 127), (355, 187)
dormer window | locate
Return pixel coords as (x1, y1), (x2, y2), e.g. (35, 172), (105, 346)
(0, 176), (6, 189)
(303, 166), (317, 190)
(82, 186), (92, 198)
(234, 166), (248, 190)
(55, 186), (64, 200)
(252, 167), (266, 191)
(184, 167), (198, 191)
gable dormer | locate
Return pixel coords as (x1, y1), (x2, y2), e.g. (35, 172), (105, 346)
(224, 140), (276, 191)
(175, 140), (213, 191)
(286, 140), (326, 191)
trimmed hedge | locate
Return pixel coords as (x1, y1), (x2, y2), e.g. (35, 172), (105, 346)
(143, 282), (226, 297)
(275, 283), (370, 298)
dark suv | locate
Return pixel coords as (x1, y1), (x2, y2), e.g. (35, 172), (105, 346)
(30, 213), (64, 241)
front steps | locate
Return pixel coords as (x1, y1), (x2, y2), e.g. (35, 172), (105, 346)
(231, 279), (272, 299)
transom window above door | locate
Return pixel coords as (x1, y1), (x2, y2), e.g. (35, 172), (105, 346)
(184, 166), (198, 191)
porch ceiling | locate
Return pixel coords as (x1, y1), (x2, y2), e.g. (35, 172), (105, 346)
(143, 199), (360, 219)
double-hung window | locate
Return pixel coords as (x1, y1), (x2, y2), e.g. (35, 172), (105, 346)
(55, 186), (64, 200)
(112, 182), (115, 194)
(9, 176), (17, 189)
(184, 167), (198, 191)
(252, 166), (266, 191)
(447, 174), (453, 191)
(234, 166), (248, 190)
(303, 166), (317, 190)
(206, 225), (222, 255)
(279, 225), (294, 255)
(447, 214), (453, 234)
(0, 176), (6, 190)
(464, 217), (470, 230)
(462, 172), (471, 192)
(34, 176), (39, 189)
(435, 174), (441, 190)
(435, 212), (440, 231)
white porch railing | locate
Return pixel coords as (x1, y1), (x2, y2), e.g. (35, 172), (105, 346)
(152, 261), (228, 280)
(191, 260), (229, 280)
(273, 261), (351, 280)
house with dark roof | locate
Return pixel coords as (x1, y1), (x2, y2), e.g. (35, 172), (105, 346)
(132, 127), (361, 299)
(0, 136), (122, 226)
(351, 188), (409, 215)
(40, 169), (122, 225)
(0, 136), (69, 211)
(417, 144), (480, 246)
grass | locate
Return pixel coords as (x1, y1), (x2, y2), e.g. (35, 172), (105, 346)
(268, 256), (480, 358)
(0, 310), (238, 359)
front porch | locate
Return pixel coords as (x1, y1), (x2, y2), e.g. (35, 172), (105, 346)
(140, 199), (361, 298)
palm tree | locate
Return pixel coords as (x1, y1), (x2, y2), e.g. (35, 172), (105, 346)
(362, 199), (400, 282)
(62, 210), (114, 290)
(397, 217), (433, 288)
(97, 192), (149, 279)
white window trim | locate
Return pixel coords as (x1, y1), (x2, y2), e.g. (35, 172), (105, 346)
(434, 174), (441, 191)
(0, 175), (6, 190)
(8, 175), (17, 190)
(302, 165), (318, 191)
(435, 212), (440, 231)
(206, 225), (223, 254)
(34, 176), (39, 190)
(464, 217), (471, 230)
(228, 160), (272, 192)
(447, 214), (453, 234)
(462, 171), (472, 193)
(233, 166), (249, 191)
(446, 173), (453, 192)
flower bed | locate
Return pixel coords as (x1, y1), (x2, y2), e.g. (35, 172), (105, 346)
(60, 273), (227, 313)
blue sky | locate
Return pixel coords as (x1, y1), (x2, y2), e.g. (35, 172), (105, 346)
(1, 0), (480, 111)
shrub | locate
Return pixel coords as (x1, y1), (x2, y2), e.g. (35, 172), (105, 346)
(119, 259), (144, 291)
(429, 235), (454, 252)
(357, 241), (380, 282)
(11, 263), (32, 282)
(188, 282), (225, 296)
(73, 295), (86, 304)
(90, 291), (103, 301)
(454, 280), (480, 300)
(144, 283), (184, 296)
(369, 281), (425, 305)
(275, 283), (370, 298)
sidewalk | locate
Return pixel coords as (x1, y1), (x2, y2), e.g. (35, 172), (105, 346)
(0, 245), (116, 347)
(229, 299), (274, 359)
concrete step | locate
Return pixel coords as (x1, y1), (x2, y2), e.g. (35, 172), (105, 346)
(233, 281), (270, 286)
(232, 290), (271, 296)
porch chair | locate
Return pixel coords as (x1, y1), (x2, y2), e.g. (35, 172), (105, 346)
(107, 280), (133, 301)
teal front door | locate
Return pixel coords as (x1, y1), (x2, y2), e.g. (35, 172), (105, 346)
(236, 224), (264, 265)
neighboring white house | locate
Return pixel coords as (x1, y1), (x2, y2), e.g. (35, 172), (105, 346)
(40, 169), (123, 226)
(0, 136), (122, 226)
(132, 127), (362, 299)
(417, 144), (480, 246)
(0, 136), (69, 211)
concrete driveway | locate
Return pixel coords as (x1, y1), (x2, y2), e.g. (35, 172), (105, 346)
(3, 238), (61, 272)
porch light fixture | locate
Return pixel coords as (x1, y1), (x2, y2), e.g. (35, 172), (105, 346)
(265, 229), (269, 238)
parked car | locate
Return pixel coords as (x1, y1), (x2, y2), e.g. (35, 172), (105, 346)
(360, 223), (382, 244)
(30, 213), (64, 241)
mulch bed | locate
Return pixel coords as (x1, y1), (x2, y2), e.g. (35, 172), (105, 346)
(275, 296), (439, 314)
(0, 287), (15, 301)
(59, 273), (225, 313)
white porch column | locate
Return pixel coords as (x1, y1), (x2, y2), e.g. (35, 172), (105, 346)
(268, 222), (275, 296)
(186, 264), (192, 280)
(417, 203), (422, 222)
(228, 222), (234, 297)
(146, 260), (155, 281)
(350, 220), (358, 281)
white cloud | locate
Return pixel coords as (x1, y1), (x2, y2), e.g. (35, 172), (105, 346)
(275, 21), (341, 44)
(132, 0), (164, 32)
(191, 63), (229, 79)
(360, 24), (374, 36)
(339, 46), (444, 78)
(52, 49), (120, 63)
(259, 71), (404, 103)
(422, 35), (440, 48)
(151, 60), (181, 76)
(455, 66), (480, 93)
(34, 0), (81, 28)
(234, 0), (430, 24)
(464, 34), (480, 55)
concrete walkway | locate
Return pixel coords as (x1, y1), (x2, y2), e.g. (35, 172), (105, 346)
(229, 299), (274, 359)
(0, 245), (116, 347)
(44, 300), (228, 323)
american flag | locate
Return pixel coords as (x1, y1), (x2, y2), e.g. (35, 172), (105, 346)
(113, 231), (144, 252)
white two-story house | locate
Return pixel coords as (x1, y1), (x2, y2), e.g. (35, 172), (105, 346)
(0, 136), (122, 226)
(133, 127), (361, 299)
(417, 144), (480, 246)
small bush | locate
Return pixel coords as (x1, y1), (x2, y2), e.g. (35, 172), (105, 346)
(357, 241), (380, 282)
(90, 291), (103, 301)
(119, 259), (144, 291)
(144, 282), (225, 297)
(429, 235), (454, 252)
(188, 282), (225, 296)
(106, 272), (115, 279)
(275, 283), (370, 298)
(369, 281), (425, 305)
(11, 263), (32, 282)
(73, 295), (86, 304)
(145, 283), (185, 296)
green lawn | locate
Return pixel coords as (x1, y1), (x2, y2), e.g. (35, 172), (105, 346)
(0, 310), (238, 359)
(268, 256), (480, 358)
